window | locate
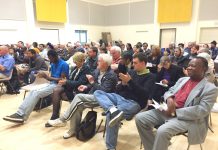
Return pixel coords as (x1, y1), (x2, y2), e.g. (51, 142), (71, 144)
(75, 30), (87, 44)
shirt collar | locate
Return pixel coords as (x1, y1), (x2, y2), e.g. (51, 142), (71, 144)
(137, 68), (150, 75)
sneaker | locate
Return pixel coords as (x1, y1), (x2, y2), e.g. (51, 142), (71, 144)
(3, 113), (24, 123)
(63, 129), (75, 139)
(48, 118), (66, 127)
(109, 110), (124, 127)
(45, 122), (52, 127)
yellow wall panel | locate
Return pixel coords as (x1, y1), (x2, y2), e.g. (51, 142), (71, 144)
(158, 0), (192, 23)
(36, 0), (66, 23)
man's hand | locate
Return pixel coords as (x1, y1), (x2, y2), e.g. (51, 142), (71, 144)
(119, 73), (131, 84)
(0, 64), (5, 71)
(146, 99), (153, 110)
(37, 72), (48, 79)
(86, 74), (94, 84)
(164, 97), (176, 117)
(58, 79), (67, 86)
(78, 85), (88, 92)
(161, 79), (169, 85)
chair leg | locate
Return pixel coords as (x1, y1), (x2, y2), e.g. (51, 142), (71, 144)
(96, 119), (103, 133)
(187, 144), (190, 150)
(209, 113), (212, 127)
(140, 141), (143, 149)
(200, 144), (203, 150)
(23, 91), (27, 100)
(208, 125), (214, 133)
(103, 119), (107, 138)
(7, 81), (17, 95)
(0, 83), (4, 95)
(36, 98), (43, 113)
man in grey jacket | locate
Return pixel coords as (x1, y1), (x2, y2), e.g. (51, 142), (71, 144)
(135, 57), (218, 150)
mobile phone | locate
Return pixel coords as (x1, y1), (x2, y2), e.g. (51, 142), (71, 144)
(118, 63), (127, 74)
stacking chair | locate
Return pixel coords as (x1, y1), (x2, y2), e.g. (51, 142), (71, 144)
(21, 72), (50, 111)
(0, 70), (14, 95)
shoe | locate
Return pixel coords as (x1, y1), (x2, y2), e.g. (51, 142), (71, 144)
(109, 110), (124, 127)
(63, 129), (75, 139)
(45, 122), (53, 127)
(48, 118), (66, 127)
(3, 113), (24, 123)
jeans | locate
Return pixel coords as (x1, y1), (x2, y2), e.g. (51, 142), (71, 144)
(17, 83), (57, 120)
(93, 90), (141, 149)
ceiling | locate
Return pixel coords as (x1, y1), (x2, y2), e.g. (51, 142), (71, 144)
(81, 0), (146, 6)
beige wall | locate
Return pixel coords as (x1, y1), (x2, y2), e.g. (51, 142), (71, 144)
(1, 0), (218, 46)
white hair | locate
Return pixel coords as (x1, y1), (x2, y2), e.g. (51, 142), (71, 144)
(98, 53), (112, 66)
(111, 46), (121, 54)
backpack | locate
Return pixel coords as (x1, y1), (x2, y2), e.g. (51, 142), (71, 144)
(6, 67), (21, 94)
(76, 110), (97, 141)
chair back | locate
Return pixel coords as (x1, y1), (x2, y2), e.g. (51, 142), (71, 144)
(0, 69), (13, 81)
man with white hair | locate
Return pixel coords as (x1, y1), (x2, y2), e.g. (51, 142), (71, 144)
(110, 46), (121, 70)
(48, 53), (118, 139)
(0, 46), (15, 78)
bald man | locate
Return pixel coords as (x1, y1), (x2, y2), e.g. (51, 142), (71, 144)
(0, 46), (15, 78)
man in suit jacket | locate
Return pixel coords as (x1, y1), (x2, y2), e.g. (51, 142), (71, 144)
(135, 57), (218, 150)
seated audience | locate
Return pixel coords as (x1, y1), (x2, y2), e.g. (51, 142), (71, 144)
(147, 45), (161, 74)
(149, 56), (184, 104)
(3, 50), (69, 124)
(0, 46), (15, 79)
(188, 44), (199, 60)
(142, 42), (151, 57)
(15, 41), (27, 64)
(85, 46), (98, 73)
(197, 52), (215, 83)
(161, 43), (175, 56)
(126, 43), (134, 56)
(210, 40), (218, 60)
(183, 42), (195, 56)
(32, 42), (40, 54)
(23, 49), (48, 84)
(45, 52), (90, 126)
(47, 54), (118, 139)
(93, 52), (155, 150)
(117, 51), (133, 74)
(135, 57), (218, 150)
(171, 47), (189, 68)
(110, 46), (122, 70)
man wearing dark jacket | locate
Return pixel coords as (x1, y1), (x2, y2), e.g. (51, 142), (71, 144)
(48, 53), (118, 139)
(93, 52), (155, 150)
(24, 49), (48, 84)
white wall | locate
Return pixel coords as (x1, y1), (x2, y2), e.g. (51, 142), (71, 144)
(1, 0), (218, 46)
(104, 24), (159, 46)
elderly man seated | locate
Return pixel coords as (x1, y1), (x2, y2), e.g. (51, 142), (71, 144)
(135, 57), (218, 150)
(0, 46), (15, 79)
